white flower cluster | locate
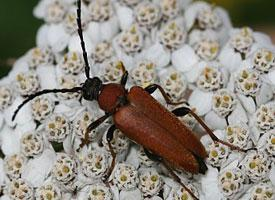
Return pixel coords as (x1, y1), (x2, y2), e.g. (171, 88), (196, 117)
(0, 0), (275, 199)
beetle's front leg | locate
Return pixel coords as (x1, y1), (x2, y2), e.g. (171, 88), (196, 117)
(144, 84), (187, 105)
(103, 125), (117, 182)
(80, 113), (111, 147)
(173, 106), (256, 152)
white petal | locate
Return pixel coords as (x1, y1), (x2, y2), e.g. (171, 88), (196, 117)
(22, 149), (56, 187)
(0, 195), (11, 200)
(110, 185), (120, 200)
(36, 65), (57, 90)
(36, 25), (49, 47)
(87, 21), (101, 43)
(33, 0), (49, 19)
(267, 70), (275, 85)
(188, 89), (213, 116)
(228, 102), (248, 125)
(200, 166), (222, 200)
(185, 61), (206, 83)
(184, 1), (209, 30)
(47, 24), (69, 53)
(4, 97), (32, 127)
(250, 126), (261, 144)
(125, 146), (139, 169)
(171, 45), (198, 72)
(100, 17), (119, 42)
(0, 159), (5, 185)
(256, 83), (273, 105)
(219, 46), (242, 72)
(144, 43), (170, 68)
(254, 32), (273, 47)
(120, 189), (142, 200)
(204, 111), (227, 130)
(237, 94), (256, 114)
(269, 164), (275, 186)
(0, 126), (20, 156)
(68, 33), (93, 56)
(114, 3), (134, 30)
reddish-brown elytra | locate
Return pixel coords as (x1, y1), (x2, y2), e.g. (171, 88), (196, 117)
(12, 1), (252, 199)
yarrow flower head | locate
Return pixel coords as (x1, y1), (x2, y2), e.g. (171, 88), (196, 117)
(138, 168), (163, 197)
(0, 85), (13, 110)
(248, 182), (275, 200)
(15, 71), (40, 96)
(7, 178), (34, 200)
(254, 102), (275, 132)
(31, 96), (54, 122)
(230, 27), (254, 56)
(35, 182), (62, 200)
(235, 69), (261, 97)
(242, 151), (271, 182)
(45, 114), (70, 143)
(87, 183), (113, 200)
(130, 60), (157, 87)
(113, 163), (139, 190)
(1, 0), (275, 199)
(27, 46), (54, 69)
(218, 168), (245, 198)
(194, 38), (220, 61)
(196, 66), (224, 92)
(92, 41), (114, 63)
(88, 0), (113, 22)
(212, 89), (237, 118)
(20, 132), (44, 157)
(159, 20), (187, 51)
(197, 7), (222, 30)
(4, 154), (26, 179)
(59, 51), (84, 75)
(225, 124), (250, 148)
(134, 2), (161, 29)
(52, 153), (77, 185)
(80, 150), (109, 179)
(253, 48), (275, 74)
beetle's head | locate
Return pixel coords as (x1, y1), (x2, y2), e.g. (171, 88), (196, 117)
(82, 77), (103, 101)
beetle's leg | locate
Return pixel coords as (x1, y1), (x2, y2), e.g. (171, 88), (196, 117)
(163, 162), (199, 200)
(144, 149), (162, 162)
(144, 149), (199, 200)
(12, 87), (82, 121)
(80, 113), (111, 147)
(103, 125), (117, 182)
(144, 84), (186, 105)
(172, 107), (190, 117)
(176, 107), (255, 152)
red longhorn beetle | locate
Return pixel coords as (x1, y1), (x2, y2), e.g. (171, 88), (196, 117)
(12, 1), (252, 199)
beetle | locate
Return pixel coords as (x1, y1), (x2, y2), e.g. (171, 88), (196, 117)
(12, 1), (251, 199)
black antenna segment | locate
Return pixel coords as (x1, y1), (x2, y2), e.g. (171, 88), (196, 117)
(12, 87), (82, 121)
(77, 0), (91, 79)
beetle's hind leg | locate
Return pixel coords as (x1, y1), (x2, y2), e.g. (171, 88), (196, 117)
(118, 61), (128, 86)
(145, 84), (187, 105)
(172, 107), (256, 153)
(103, 125), (117, 182)
(144, 149), (199, 200)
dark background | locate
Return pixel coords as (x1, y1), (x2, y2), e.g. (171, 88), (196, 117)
(0, 0), (275, 78)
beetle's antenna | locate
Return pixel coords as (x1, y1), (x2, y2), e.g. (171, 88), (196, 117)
(12, 87), (82, 121)
(77, 0), (90, 79)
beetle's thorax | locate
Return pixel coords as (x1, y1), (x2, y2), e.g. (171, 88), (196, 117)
(98, 83), (127, 113)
